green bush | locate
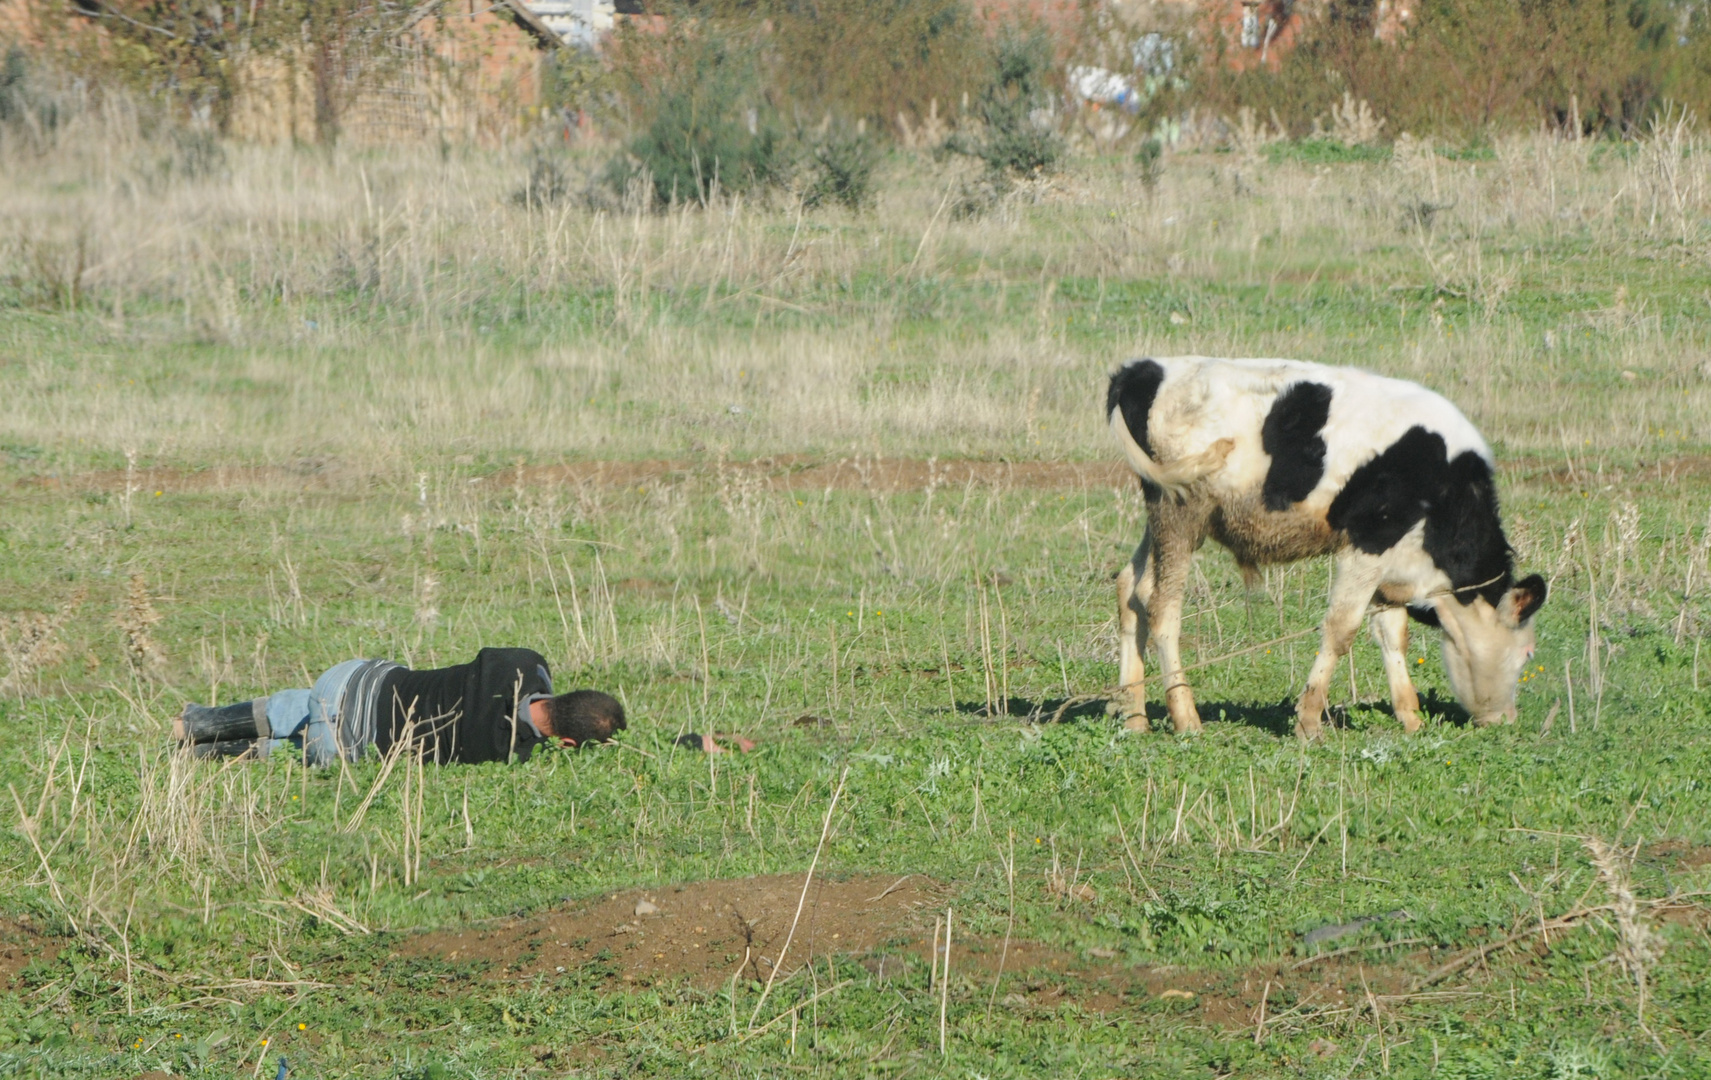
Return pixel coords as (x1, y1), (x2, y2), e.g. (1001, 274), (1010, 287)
(803, 128), (879, 211)
(1135, 137), (1164, 191)
(514, 147), (574, 209)
(609, 18), (785, 206)
(0, 45), (61, 139)
(952, 27), (1063, 178)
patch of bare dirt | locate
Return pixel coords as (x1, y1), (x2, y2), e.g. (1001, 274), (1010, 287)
(1646, 840), (1711, 870)
(393, 874), (1437, 1023)
(0, 917), (60, 989)
(1514, 455), (1711, 490)
(14, 457), (1131, 496)
(398, 873), (945, 991)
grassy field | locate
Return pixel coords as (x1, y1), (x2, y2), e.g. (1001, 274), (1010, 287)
(2, 123), (1711, 1078)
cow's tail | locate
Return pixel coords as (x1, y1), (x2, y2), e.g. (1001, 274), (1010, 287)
(1108, 408), (1233, 498)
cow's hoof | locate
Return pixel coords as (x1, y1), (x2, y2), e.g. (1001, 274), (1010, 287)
(1165, 686), (1201, 734)
(1396, 709), (1422, 734)
(1109, 687), (1147, 727)
(1295, 715), (1325, 741)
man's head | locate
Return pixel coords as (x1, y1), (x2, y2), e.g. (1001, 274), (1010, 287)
(539, 690), (627, 748)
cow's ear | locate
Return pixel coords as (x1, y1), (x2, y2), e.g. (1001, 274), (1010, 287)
(1501, 574), (1548, 627)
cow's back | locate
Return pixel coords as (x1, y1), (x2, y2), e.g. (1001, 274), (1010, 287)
(1137, 356), (1491, 505)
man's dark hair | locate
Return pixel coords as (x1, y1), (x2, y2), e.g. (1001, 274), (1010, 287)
(546, 690), (626, 746)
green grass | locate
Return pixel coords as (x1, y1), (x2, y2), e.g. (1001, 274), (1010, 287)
(1, 137), (1709, 1077)
(1264, 139), (1393, 165)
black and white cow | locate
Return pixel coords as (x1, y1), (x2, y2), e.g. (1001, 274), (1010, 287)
(1107, 356), (1547, 738)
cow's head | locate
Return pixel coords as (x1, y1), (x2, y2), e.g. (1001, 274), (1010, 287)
(1432, 574), (1548, 725)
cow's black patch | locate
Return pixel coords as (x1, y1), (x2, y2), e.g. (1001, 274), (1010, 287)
(1107, 359), (1166, 456)
(1260, 381), (1334, 510)
(1327, 425), (1513, 605)
(1422, 450), (1512, 605)
(1406, 604), (1440, 628)
(1510, 573), (1548, 623)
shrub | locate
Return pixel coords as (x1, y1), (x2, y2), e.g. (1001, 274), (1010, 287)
(608, 17), (786, 206)
(0, 45), (63, 143)
(949, 26), (1064, 180)
(1135, 137), (1164, 191)
(803, 127), (879, 211)
(514, 147), (574, 209)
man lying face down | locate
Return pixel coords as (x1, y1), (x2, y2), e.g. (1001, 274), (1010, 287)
(174, 648), (625, 765)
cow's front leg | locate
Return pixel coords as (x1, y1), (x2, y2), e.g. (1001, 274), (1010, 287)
(1113, 531), (1154, 731)
(1148, 523), (1202, 735)
(1296, 553), (1384, 740)
(1370, 605), (1422, 733)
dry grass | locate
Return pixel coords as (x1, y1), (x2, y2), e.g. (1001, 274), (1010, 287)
(0, 587), (84, 697)
(2, 114), (1710, 475)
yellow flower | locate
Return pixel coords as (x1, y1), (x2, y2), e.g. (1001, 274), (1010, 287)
(298, 1023), (307, 1031)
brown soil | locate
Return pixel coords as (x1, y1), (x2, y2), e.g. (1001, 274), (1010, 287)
(393, 873), (1426, 1024)
(0, 917), (60, 989)
(1646, 840), (1711, 870)
(399, 873), (947, 991)
(1518, 455), (1711, 490)
(14, 457), (1131, 496)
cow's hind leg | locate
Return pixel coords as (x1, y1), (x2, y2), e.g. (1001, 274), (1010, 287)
(1149, 507), (1207, 735)
(1370, 605), (1423, 734)
(1296, 551), (1384, 741)
(1113, 528), (1155, 731)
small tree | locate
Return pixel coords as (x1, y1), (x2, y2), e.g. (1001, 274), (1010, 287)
(953, 26), (1064, 178)
(607, 14), (785, 205)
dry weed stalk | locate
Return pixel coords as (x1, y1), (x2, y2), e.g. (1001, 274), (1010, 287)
(117, 573), (166, 671)
(414, 568), (440, 628)
(1323, 92), (1386, 146)
(0, 587), (85, 695)
(1641, 105), (1701, 245)
(1230, 106), (1284, 163)
(1585, 836), (1665, 1025)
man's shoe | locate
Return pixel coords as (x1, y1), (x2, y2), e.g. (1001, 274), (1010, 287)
(175, 700), (265, 743)
(189, 738), (264, 760)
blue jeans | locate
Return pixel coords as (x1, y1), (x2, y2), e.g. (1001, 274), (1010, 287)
(264, 659), (397, 766)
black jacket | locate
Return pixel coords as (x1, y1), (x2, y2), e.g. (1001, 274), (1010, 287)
(375, 648), (553, 764)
